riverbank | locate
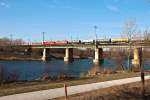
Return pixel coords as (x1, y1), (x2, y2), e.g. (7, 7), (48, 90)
(0, 53), (42, 60)
(0, 57), (41, 61)
(0, 71), (150, 97)
(0, 55), (90, 61)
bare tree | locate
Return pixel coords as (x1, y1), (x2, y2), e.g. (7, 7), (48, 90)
(122, 20), (138, 71)
(122, 20), (138, 40)
(13, 39), (24, 45)
(115, 49), (127, 71)
(143, 28), (150, 42)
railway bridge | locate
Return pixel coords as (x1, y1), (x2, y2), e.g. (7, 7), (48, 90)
(11, 42), (150, 66)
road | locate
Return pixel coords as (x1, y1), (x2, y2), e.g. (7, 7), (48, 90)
(0, 76), (150, 100)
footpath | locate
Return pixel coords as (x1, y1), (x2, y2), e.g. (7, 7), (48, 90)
(0, 75), (150, 100)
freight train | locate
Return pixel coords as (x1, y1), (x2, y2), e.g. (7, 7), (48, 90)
(32, 38), (129, 45)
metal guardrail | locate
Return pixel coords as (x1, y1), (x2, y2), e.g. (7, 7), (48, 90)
(0, 42), (149, 49)
(0, 43), (148, 49)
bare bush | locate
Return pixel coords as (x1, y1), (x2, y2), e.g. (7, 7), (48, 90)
(0, 65), (8, 84)
(9, 69), (21, 81)
(0, 65), (21, 84)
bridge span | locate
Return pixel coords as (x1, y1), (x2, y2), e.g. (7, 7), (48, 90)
(1, 43), (150, 66)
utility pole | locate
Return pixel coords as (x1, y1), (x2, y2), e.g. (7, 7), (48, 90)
(94, 25), (98, 47)
(42, 32), (45, 45)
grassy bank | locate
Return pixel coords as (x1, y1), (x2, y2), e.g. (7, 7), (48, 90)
(0, 71), (149, 97)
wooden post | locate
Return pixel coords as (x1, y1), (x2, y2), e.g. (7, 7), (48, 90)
(140, 48), (145, 99)
(64, 83), (68, 100)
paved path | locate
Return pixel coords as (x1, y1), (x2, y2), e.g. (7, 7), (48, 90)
(0, 76), (150, 100)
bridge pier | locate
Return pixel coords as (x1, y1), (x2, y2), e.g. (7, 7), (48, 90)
(42, 48), (49, 61)
(64, 48), (73, 63)
(93, 48), (103, 64)
(132, 48), (142, 66)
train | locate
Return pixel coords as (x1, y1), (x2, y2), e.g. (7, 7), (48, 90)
(31, 38), (130, 45)
(32, 41), (68, 45)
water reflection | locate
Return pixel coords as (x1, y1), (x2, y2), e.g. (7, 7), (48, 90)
(93, 59), (104, 65)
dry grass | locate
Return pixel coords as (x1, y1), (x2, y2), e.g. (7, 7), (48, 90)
(55, 80), (150, 100)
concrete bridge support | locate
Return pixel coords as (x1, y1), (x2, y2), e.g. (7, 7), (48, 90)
(132, 48), (142, 65)
(42, 48), (49, 61)
(93, 48), (103, 64)
(64, 48), (73, 62)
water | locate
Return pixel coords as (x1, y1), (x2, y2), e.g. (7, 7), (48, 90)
(0, 59), (149, 80)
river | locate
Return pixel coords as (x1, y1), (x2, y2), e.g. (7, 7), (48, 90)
(0, 59), (149, 80)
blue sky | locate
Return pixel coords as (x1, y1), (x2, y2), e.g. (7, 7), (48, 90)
(0, 0), (150, 42)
